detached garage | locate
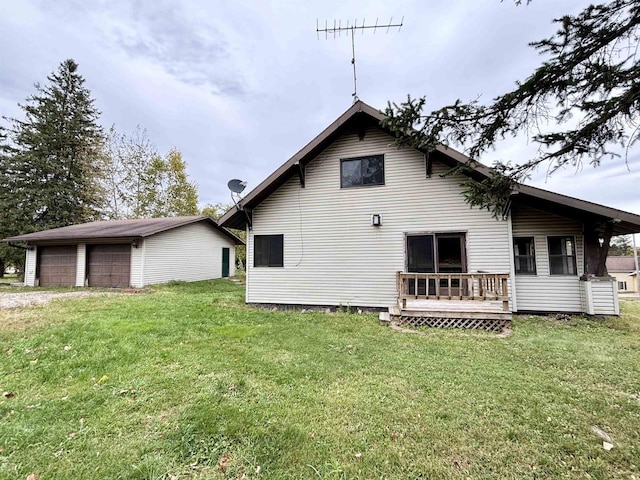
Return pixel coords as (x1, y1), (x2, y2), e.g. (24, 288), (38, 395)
(4, 216), (243, 288)
(38, 245), (77, 287)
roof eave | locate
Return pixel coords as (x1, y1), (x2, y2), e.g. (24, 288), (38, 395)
(513, 185), (640, 235)
(217, 99), (640, 234)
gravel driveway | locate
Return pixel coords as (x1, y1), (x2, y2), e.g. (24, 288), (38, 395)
(0, 290), (109, 309)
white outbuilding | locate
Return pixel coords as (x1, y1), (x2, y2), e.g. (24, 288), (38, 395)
(4, 216), (244, 287)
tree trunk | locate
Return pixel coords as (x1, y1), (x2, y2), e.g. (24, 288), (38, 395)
(583, 223), (613, 277)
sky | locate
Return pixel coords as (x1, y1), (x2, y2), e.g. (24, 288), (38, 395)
(1, 0), (639, 222)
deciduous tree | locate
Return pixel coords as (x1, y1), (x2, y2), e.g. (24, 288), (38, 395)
(609, 235), (634, 256)
(101, 128), (199, 218)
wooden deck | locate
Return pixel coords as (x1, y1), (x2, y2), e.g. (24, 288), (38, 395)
(394, 299), (511, 319)
(390, 272), (512, 331)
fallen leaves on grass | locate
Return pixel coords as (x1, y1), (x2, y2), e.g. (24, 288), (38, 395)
(591, 425), (614, 444)
(219, 453), (232, 472)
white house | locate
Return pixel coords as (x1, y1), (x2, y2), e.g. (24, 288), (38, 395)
(4, 216), (243, 288)
(219, 101), (640, 322)
(606, 256), (639, 293)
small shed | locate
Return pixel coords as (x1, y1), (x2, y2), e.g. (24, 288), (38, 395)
(4, 216), (244, 288)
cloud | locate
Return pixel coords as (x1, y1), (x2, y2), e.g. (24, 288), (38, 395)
(27, 0), (247, 97)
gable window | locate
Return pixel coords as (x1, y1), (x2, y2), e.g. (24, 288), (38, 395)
(340, 155), (384, 188)
(254, 235), (283, 267)
(513, 237), (536, 275)
(548, 236), (577, 275)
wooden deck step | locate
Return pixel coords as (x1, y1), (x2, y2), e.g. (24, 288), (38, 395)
(403, 299), (508, 313)
(388, 299), (512, 331)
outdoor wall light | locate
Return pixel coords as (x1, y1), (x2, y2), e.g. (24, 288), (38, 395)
(371, 214), (382, 226)
(132, 240), (139, 249)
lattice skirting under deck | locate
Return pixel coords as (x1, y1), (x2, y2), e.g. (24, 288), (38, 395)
(392, 315), (510, 332)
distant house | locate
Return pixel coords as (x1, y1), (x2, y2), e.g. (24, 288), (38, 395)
(606, 256), (639, 292)
(219, 100), (640, 325)
(4, 216), (243, 288)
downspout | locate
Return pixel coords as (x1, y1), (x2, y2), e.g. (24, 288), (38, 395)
(633, 233), (640, 297)
(245, 223), (250, 304)
(506, 208), (518, 312)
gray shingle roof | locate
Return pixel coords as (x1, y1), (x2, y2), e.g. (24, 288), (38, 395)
(219, 100), (640, 235)
(3, 216), (244, 245)
(606, 256), (638, 272)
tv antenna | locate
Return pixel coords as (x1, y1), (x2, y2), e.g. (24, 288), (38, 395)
(316, 17), (404, 103)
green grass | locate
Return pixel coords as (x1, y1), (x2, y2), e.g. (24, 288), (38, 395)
(0, 274), (18, 285)
(1, 280), (639, 479)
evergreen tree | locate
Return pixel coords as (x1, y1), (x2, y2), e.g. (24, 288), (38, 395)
(383, 0), (640, 217)
(0, 59), (105, 234)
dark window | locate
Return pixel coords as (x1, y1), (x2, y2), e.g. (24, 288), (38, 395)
(254, 235), (283, 267)
(548, 236), (577, 275)
(340, 155), (384, 188)
(513, 237), (536, 275)
(618, 281), (627, 291)
(406, 233), (466, 296)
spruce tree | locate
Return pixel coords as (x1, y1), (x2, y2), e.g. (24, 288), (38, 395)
(383, 0), (640, 218)
(0, 59), (105, 238)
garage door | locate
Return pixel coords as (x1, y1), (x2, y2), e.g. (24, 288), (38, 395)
(38, 246), (77, 287)
(88, 244), (131, 288)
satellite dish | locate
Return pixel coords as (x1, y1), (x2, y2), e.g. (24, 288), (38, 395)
(227, 179), (247, 194)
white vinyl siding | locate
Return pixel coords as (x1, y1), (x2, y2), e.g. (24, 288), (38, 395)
(581, 277), (619, 315)
(143, 222), (236, 285)
(511, 204), (584, 312)
(591, 279), (618, 315)
(24, 247), (37, 286)
(610, 272), (637, 292)
(246, 127), (511, 307)
(130, 240), (144, 288)
(76, 244), (86, 287)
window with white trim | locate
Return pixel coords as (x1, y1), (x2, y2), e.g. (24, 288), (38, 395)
(548, 236), (577, 275)
(513, 237), (536, 275)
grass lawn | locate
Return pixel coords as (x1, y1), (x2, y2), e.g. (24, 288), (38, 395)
(1, 280), (639, 479)
(0, 275), (18, 285)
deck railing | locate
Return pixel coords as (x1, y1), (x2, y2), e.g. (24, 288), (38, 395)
(396, 272), (510, 310)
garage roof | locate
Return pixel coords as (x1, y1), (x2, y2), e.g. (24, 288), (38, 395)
(3, 216), (244, 245)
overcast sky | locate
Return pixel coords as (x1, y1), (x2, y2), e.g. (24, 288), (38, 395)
(1, 0), (639, 220)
